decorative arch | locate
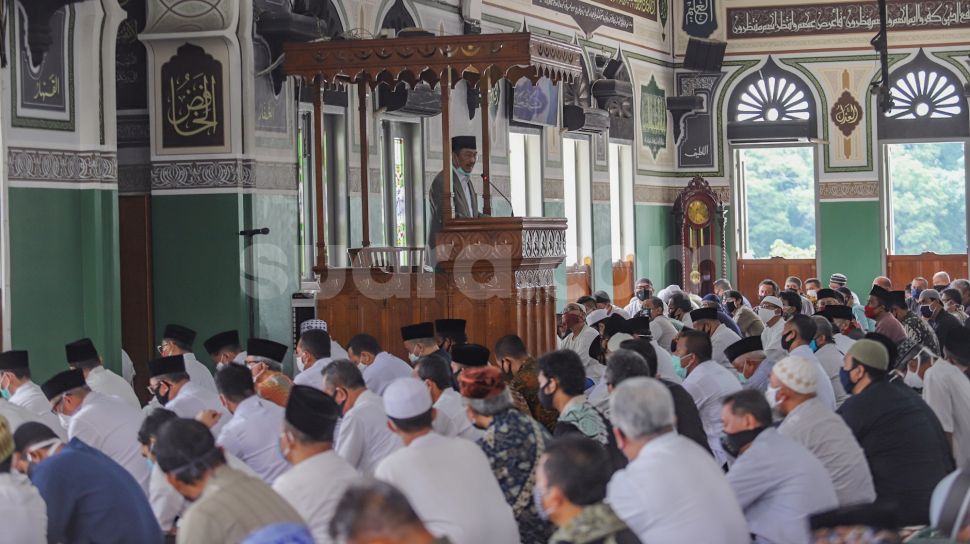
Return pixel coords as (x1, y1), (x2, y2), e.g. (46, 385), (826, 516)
(379, 0), (418, 34)
(878, 49), (968, 139)
(563, 54), (609, 133)
(726, 57), (818, 141)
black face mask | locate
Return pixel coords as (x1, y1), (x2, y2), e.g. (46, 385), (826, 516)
(780, 332), (796, 352)
(538, 381), (556, 410)
(725, 302), (737, 314)
(720, 426), (766, 458)
(636, 289), (652, 301)
(152, 383), (171, 406)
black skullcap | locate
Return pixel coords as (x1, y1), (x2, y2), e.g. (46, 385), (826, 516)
(401, 322), (435, 342)
(452, 136), (476, 152)
(945, 332), (970, 361)
(626, 315), (652, 336)
(41, 369), (86, 400)
(724, 336), (763, 363)
(148, 355), (186, 378)
(247, 338), (288, 363)
(435, 319), (466, 337)
(889, 290), (907, 309)
(603, 313), (629, 337)
(204, 330), (240, 355)
(285, 385), (341, 441)
(65, 338), (98, 365)
(821, 304), (855, 321)
(869, 285), (892, 304)
(689, 307), (719, 322)
(451, 343), (490, 367)
(815, 288), (838, 300)
(163, 324), (196, 346)
(0, 350), (29, 371)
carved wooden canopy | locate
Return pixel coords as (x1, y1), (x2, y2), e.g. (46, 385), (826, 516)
(283, 32), (583, 89)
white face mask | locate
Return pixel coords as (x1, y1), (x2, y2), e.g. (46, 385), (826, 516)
(765, 385), (781, 408)
(216, 363), (226, 372)
(295, 357), (306, 373)
(903, 370), (923, 389)
(757, 308), (777, 323)
(408, 353), (419, 364)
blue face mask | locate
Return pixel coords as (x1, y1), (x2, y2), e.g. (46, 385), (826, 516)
(839, 367), (855, 394)
(0, 388), (10, 400)
(672, 355), (688, 380)
(533, 484), (550, 521)
(146, 458), (156, 473)
(736, 372), (748, 385)
(809, 340), (818, 352)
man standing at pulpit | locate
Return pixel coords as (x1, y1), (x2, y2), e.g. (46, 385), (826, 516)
(428, 136), (485, 256)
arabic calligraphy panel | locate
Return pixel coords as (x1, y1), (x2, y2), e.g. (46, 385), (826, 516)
(117, 0), (148, 111)
(676, 72), (721, 169)
(161, 43), (226, 149)
(14, 4), (71, 125)
(640, 76), (667, 159)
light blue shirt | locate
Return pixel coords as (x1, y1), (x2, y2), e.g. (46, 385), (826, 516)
(727, 428), (839, 544)
(217, 396), (290, 483)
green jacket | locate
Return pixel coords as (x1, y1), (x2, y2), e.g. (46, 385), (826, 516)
(549, 503), (642, 544)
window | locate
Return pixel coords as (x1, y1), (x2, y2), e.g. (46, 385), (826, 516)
(608, 143), (634, 261)
(737, 147), (816, 258)
(381, 120), (423, 247)
(887, 142), (967, 255)
(508, 132), (542, 217)
(727, 58), (818, 141)
(878, 50), (968, 140)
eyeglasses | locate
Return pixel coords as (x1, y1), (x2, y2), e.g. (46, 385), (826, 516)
(50, 396), (64, 415)
(156, 341), (171, 355)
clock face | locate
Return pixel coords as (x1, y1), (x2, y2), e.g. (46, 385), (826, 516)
(687, 199), (710, 226)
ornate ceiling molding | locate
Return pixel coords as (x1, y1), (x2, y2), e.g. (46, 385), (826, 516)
(144, 0), (239, 36)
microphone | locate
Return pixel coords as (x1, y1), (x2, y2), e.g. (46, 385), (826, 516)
(239, 227), (270, 237)
(482, 175), (513, 213)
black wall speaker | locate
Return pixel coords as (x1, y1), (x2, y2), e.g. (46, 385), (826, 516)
(683, 38), (726, 72)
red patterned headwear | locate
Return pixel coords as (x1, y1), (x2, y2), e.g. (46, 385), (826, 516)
(458, 366), (506, 400)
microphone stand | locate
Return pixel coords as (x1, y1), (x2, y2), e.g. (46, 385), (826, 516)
(482, 174), (513, 215)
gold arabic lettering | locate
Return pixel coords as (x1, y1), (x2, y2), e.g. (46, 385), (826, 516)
(166, 72), (220, 137)
(33, 75), (60, 101)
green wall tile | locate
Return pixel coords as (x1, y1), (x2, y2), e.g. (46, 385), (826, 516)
(819, 200), (882, 289)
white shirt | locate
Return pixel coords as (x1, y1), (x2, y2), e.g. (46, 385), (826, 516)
(149, 451), (257, 531)
(85, 366), (141, 409)
(778, 397), (876, 506)
(650, 317), (679, 354)
(121, 349), (136, 385)
(789, 345), (837, 411)
(814, 343), (849, 407)
(331, 341), (349, 360)
(682, 360), (743, 465)
(375, 432), (520, 544)
(607, 432), (749, 544)
(923, 358), (970, 469)
(217, 396), (290, 483)
(761, 318), (787, 364)
(587, 381), (610, 415)
(335, 390), (402, 476)
(653, 340), (682, 384)
(0, 472), (46, 543)
(833, 333), (857, 354)
(8, 381), (67, 439)
(362, 352), (412, 396)
(69, 391), (150, 493)
(559, 326), (603, 382)
(727, 428), (839, 544)
(165, 381), (231, 436)
(0, 397), (42, 432)
(294, 358), (331, 391)
(434, 388), (481, 441)
(711, 323), (742, 369)
(273, 450), (359, 544)
(183, 353), (218, 393)
(623, 298), (645, 318)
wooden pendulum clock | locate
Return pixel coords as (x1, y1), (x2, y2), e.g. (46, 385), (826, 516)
(673, 176), (726, 295)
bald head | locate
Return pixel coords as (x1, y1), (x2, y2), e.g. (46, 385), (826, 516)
(872, 276), (892, 290)
(933, 271), (951, 287)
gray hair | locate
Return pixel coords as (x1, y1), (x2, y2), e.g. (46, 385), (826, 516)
(609, 377), (675, 439)
(952, 279), (970, 292)
(463, 388), (514, 416)
(248, 355), (282, 372)
(811, 315), (834, 341)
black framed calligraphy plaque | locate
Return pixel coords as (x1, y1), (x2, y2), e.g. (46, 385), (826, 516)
(161, 44), (225, 149)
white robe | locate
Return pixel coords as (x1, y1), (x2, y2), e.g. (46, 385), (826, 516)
(69, 392), (150, 493)
(85, 366), (140, 409)
(216, 396), (290, 483)
(273, 451), (360, 544)
(8, 382), (66, 439)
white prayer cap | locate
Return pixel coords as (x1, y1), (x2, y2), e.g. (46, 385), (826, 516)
(761, 296), (783, 309)
(607, 333), (634, 353)
(383, 377), (432, 419)
(772, 356), (817, 394)
(300, 319), (328, 334)
(586, 309), (609, 327)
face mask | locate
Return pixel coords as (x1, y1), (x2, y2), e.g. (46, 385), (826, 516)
(757, 308), (776, 323)
(563, 314), (582, 329)
(864, 305), (877, 319)
(934, 285), (949, 292)
(903, 369), (923, 390)
(153, 385), (170, 406)
(636, 289), (651, 301)
(672, 355), (689, 379)
(912, 288), (923, 301)
(736, 372), (748, 385)
(920, 305), (934, 318)
(839, 367), (856, 394)
(765, 385), (781, 408)
(719, 427), (765, 458)
(538, 382), (555, 410)
(725, 302), (737, 314)
(146, 458), (156, 473)
(533, 485), (550, 521)
(809, 339), (818, 352)
(780, 332), (795, 352)
(408, 353), (419, 364)
(216, 363), (226, 372)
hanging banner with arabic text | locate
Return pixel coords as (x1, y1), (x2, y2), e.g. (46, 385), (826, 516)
(533, 0), (635, 34)
(683, 0), (718, 37)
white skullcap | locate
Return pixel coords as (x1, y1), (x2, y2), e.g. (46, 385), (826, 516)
(586, 309), (609, 327)
(761, 296), (783, 309)
(607, 333), (634, 353)
(300, 319), (329, 334)
(383, 377), (432, 419)
(772, 356), (817, 394)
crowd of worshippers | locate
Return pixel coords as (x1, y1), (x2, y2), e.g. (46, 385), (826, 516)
(3, 272), (970, 543)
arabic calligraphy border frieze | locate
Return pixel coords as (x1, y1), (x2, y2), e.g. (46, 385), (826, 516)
(818, 181), (879, 200)
(9, 5), (75, 131)
(144, 0), (237, 35)
(597, 0), (659, 20)
(7, 148), (118, 184)
(532, 0), (635, 36)
(151, 159), (298, 191)
(727, 0), (970, 39)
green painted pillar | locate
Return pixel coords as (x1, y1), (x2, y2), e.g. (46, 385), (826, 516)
(819, 199), (883, 289)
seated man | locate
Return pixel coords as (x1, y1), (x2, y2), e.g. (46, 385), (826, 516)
(536, 435), (639, 544)
(14, 422), (162, 543)
(413, 354), (478, 440)
(299, 319), (349, 360)
(158, 324), (218, 393)
(65, 338), (140, 409)
(244, 338), (293, 407)
(203, 330), (246, 372)
(721, 389), (838, 543)
(0, 416), (46, 543)
(293, 329), (332, 390)
(401, 322), (444, 364)
(0, 350), (66, 439)
(329, 480), (448, 544)
(347, 334), (411, 396)
(725, 336), (774, 393)
(148, 355), (231, 436)
(153, 418), (306, 543)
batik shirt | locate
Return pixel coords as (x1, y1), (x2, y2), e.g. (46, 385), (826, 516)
(479, 408), (553, 544)
(509, 358), (559, 432)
